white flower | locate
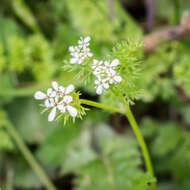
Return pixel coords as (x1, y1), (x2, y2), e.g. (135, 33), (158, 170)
(70, 55), (84, 64)
(107, 72), (122, 84)
(95, 78), (109, 95)
(104, 59), (119, 73)
(34, 88), (56, 107)
(48, 97), (61, 122)
(91, 58), (122, 95)
(78, 36), (91, 48)
(52, 81), (64, 98)
(35, 82), (78, 122)
(58, 96), (78, 117)
(92, 59), (103, 69)
(69, 46), (80, 56)
(69, 36), (93, 64)
(93, 66), (107, 77)
(51, 81), (74, 97)
(59, 84), (75, 97)
(81, 47), (93, 58)
(110, 59), (120, 67)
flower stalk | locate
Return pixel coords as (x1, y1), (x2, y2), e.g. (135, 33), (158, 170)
(5, 121), (57, 190)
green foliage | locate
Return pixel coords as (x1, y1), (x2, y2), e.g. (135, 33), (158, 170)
(101, 40), (143, 107)
(65, 0), (142, 42)
(74, 131), (155, 190)
(1, 0), (190, 189)
(11, 0), (40, 32)
(13, 157), (42, 189)
(140, 41), (190, 103)
(6, 98), (56, 143)
(141, 118), (190, 189)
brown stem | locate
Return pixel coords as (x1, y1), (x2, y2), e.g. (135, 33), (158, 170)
(145, 0), (155, 32)
(144, 11), (190, 52)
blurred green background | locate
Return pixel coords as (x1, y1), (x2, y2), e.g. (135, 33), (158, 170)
(1, 0), (190, 189)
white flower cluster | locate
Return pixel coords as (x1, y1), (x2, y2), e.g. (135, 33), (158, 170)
(34, 81), (77, 122)
(92, 59), (122, 95)
(69, 36), (93, 64)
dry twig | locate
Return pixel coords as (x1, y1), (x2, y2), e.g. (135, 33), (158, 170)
(144, 11), (190, 52)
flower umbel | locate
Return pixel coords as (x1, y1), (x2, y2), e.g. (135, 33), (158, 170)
(69, 36), (93, 64)
(92, 59), (122, 95)
(34, 81), (78, 122)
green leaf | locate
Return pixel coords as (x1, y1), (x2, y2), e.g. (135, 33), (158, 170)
(13, 157), (42, 188)
(6, 97), (57, 144)
(75, 135), (155, 190)
(36, 121), (82, 167)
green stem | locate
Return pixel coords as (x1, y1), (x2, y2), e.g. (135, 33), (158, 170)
(5, 121), (57, 190)
(81, 99), (156, 188)
(80, 99), (124, 114)
(124, 105), (154, 175)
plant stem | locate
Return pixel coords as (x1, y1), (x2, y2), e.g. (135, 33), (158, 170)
(81, 99), (156, 189)
(80, 99), (124, 114)
(5, 121), (57, 190)
(125, 105), (156, 189)
(124, 105), (154, 174)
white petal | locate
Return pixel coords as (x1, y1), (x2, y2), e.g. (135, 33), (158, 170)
(111, 59), (119, 67)
(57, 105), (66, 113)
(67, 105), (78, 117)
(47, 88), (53, 96)
(94, 80), (100, 85)
(45, 99), (51, 107)
(70, 58), (77, 64)
(63, 95), (73, 104)
(93, 59), (98, 64)
(84, 36), (91, 43)
(96, 86), (103, 95)
(88, 52), (93, 57)
(52, 81), (58, 90)
(103, 83), (109, 89)
(65, 84), (74, 94)
(114, 75), (122, 82)
(59, 86), (64, 91)
(104, 61), (110, 66)
(108, 69), (116, 75)
(69, 46), (74, 52)
(48, 107), (56, 122)
(78, 38), (83, 44)
(34, 91), (46, 100)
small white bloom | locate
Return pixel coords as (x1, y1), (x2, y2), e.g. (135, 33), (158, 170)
(69, 46), (80, 56)
(59, 84), (74, 97)
(78, 36), (91, 48)
(58, 96), (78, 117)
(48, 107), (57, 122)
(92, 59), (103, 69)
(107, 72), (122, 84)
(48, 97), (60, 122)
(104, 59), (119, 74)
(82, 47), (93, 58)
(91, 59), (122, 95)
(34, 88), (56, 107)
(52, 81), (71, 98)
(110, 59), (119, 67)
(70, 55), (84, 64)
(69, 36), (93, 64)
(34, 91), (46, 100)
(35, 82), (78, 122)
(95, 78), (109, 95)
(93, 66), (107, 77)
